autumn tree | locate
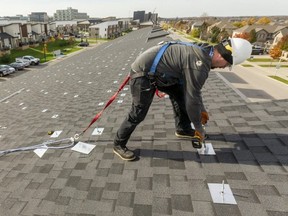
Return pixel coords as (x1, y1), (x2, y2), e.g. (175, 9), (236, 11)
(269, 35), (288, 59)
(257, 17), (271, 25)
(233, 32), (251, 41)
(269, 47), (282, 59)
(246, 17), (257, 25)
(190, 28), (200, 38)
(233, 22), (244, 28)
(241, 17), (256, 26)
(161, 23), (169, 31)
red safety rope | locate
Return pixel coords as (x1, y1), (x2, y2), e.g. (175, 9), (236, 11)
(82, 75), (131, 134)
(155, 89), (166, 98)
(81, 75), (166, 135)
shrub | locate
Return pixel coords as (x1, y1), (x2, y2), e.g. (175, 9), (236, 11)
(0, 53), (12, 64)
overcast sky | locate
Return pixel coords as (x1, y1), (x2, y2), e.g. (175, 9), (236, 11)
(0, 0), (287, 18)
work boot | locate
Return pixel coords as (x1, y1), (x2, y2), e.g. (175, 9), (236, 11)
(175, 130), (195, 139)
(175, 130), (209, 140)
(113, 145), (136, 161)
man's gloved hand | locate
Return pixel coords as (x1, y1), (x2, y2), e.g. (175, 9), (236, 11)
(201, 111), (209, 125)
(192, 123), (206, 148)
(195, 130), (205, 142)
(192, 127), (205, 149)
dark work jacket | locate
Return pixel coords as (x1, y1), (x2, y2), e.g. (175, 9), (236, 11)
(131, 43), (213, 130)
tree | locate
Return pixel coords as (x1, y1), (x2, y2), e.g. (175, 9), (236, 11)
(277, 35), (288, 51)
(210, 26), (220, 43)
(257, 17), (271, 25)
(269, 47), (282, 59)
(246, 17), (257, 25)
(218, 29), (230, 41)
(200, 12), (209, 18)
(269, 35), (288, 59)
(199, 22), (209, 40)
(190, 28), (200, 38)
(161, 23), (169, 31)
(233, 22), (244, 28)
(240, 17), (256, 26)
(249, 29), (257, 43)
(233, 32), (251, 41)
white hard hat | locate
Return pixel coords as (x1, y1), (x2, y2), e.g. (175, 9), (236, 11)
(230, 38), (252, 65)
(215, 38), (252, 66)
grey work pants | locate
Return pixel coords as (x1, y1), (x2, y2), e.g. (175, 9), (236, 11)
(113, 76), (192, 147)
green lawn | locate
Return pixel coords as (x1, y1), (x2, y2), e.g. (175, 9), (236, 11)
(259, 64), (288, 68)
(0, 38), (108, 64)
(247, 58), (275, 62)
(269, 76), (288, 85)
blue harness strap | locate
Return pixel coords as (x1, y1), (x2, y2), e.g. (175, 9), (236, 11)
(149, 41), (214, 75)
(150, 42), (172, 73)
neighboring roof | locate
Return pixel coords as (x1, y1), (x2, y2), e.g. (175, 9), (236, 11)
(274, 27), (288, 37)
(140, 21), (154, 26)
(235, 24), (288, 34)
(0, 32), (14, 39)
(89, 20), (118, 28)
(213, 21), (238, 30)
(192, 21), (205, 26)
(78, 20), (90, 25)
(31, 31), (39, 35)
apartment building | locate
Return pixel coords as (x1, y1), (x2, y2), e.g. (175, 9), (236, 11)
(29, 12), (49, 22)
(54, 7), (89, 21)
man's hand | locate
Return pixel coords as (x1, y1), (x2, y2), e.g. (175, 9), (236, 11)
(192, 129), (205, 148)
(194, 130), (205, 142)
(201, 111), (209, 125)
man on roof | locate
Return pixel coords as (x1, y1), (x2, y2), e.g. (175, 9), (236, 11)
(113, 38), (252, 161)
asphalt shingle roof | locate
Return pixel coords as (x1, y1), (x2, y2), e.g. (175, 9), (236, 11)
(0, 27), (287, 216)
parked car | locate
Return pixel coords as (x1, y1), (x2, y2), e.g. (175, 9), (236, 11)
(15, 59), (30, 67)
(1, 65), (16, 73)
(251, 46), (265, 55)
(9, 62), (25, 71)
(0, 65), (13, 77)
(22, 55), (40, 65)
(78, 41), (89, 47)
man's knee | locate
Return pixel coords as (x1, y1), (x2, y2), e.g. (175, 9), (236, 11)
(129, 105), (149, 123)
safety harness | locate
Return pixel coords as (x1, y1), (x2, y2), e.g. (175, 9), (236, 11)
(131, 41), (214, 84)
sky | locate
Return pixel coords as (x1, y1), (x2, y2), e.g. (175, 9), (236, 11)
(0, 0), (287, 18)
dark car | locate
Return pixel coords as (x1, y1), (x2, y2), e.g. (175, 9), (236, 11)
(0, 65), (12, 77)
(251, 46), (265, 55)
(78, 41), (89, 47)
(9, 62), (25, 71)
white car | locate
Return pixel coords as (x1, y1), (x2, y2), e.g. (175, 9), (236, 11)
(22, 55), (40, 65)
(15, 59), (30, 67)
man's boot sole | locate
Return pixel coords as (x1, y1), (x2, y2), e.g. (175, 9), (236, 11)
(113, 149), (136, 161)
(175, 132), (195, 139)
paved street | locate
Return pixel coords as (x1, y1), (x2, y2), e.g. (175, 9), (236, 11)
(0, 27), (288, 216)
